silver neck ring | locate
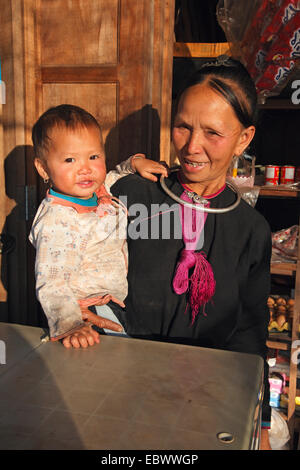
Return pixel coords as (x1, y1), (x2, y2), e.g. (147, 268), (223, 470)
(159, 169), (241, 214)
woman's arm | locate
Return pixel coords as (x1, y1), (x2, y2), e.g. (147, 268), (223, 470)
(225, 218), (272, 448)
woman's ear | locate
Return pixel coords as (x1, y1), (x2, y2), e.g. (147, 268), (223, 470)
(34, 158), (50, 181)
(235, 125), (256, 157)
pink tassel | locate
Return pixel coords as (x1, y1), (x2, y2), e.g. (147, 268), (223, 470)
(173, 249), (216, 323)
(173, 250), (196, 294)
(172, 186), (215, 324)
(189, 251), (216, 323)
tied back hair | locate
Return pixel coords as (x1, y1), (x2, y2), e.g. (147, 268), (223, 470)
(175, 55), (258, 129)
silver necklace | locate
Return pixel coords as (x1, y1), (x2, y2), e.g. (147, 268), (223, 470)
(160, 169), (241, 214)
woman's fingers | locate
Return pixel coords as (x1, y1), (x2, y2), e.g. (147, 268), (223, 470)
(62, 335), (72, 348)
(62, 299), (125, 350)
(83, 310), (124, 333)
(61, 324), (100, 349)
(96, 294), (112, 306)
(86, 327), (101, 345)
(109, 296), (125, 308)
(70, 334), (84, 349)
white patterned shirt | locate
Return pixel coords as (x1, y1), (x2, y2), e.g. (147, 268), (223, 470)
(29, 160), (134, 339)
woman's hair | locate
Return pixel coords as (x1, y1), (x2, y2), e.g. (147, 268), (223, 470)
(176, 55), (258, 128)
(32, 104), (102, 159)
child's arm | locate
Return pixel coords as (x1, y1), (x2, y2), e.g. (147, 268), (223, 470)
(30, 205), (86, 341)
(30, 202), (125, 347)
(105, 154), (168, 189)
(30, 203), (110, 344)
(131, 155), (169, 182)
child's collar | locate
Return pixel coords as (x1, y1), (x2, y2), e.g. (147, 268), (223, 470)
(47, 188), (100, 214)
(49, 188), (98, 206)
(47, 185), (126, 216)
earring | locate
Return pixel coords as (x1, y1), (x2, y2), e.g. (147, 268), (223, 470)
(43, 178), (49, 184)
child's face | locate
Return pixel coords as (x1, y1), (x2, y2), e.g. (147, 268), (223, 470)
(35, 125), (106, 199)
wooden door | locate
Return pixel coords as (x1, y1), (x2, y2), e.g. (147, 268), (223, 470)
(0, 0), (175, 326)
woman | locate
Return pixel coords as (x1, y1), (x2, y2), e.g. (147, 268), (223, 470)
(64, 56), (272, 449)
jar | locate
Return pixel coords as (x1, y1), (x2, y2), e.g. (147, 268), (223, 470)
(265, 165), (280, 185)
(280, 166), (295, 185)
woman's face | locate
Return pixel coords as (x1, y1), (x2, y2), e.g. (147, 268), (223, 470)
(172, 83), (255, 195)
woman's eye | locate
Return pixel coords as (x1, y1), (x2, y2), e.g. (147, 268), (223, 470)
(176, 124), (190, 132)
(207, 130), (219, 137)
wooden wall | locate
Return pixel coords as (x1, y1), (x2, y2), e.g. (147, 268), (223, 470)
(0, 0), (175, 326)
(0, 0), (28, 322)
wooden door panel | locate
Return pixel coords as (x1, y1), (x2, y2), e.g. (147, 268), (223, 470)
(42, 83), (118, 167)
(40, 0), (119, 66)
(37, 0), (156, 165)
(1, 0), (174, 326)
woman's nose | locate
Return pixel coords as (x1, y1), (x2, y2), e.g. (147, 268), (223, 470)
(187, 130), (204, 154)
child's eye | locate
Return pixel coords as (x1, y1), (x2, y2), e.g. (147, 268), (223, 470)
(90, 154), (99, 160)
(65, 157), (75, 163)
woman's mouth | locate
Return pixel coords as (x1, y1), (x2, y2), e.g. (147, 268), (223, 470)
(183, 159), (208, 172)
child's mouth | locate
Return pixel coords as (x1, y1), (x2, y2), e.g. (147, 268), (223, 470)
(77, 180), (94, 187)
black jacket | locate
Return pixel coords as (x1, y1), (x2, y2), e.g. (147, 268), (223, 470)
(111, 172), (271, 424)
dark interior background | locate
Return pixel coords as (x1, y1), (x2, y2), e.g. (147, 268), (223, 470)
(173, 1), (300, 232)
(173, 1), (300, 296)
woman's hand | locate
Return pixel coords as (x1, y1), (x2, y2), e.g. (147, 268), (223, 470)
(62, 312), (124, 349)
(62, 323), (101, 349)
(131, 154), (169, 182)
(62, 294), (125, 349)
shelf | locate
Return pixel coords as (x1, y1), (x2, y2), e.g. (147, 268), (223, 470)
(269, 331), (291, 342)
(258, 99), (300, 110)
(267, 339), (289, 351)
(173, 42), (230, 58)
(258, 186), (300, 198)
(271, 262), (297, 276)
(267, 339), (300, 357)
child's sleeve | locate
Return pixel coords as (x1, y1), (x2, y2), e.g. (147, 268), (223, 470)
(105, 154), (145, 190)
(29, 205), (86, 340)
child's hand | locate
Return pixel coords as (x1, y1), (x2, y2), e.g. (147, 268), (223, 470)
(61, 313), (124, 349)
(61, 295), (125, 348)
(62, 324), (100, 349)
(131, 154), (169, 182)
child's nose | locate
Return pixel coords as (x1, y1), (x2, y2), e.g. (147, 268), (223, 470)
(78, 162), (92, 173)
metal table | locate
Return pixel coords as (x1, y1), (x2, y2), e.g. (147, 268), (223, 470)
(0, 322), (263, 450)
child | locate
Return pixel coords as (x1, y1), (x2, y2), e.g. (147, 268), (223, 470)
(29, 104), (167, 348)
